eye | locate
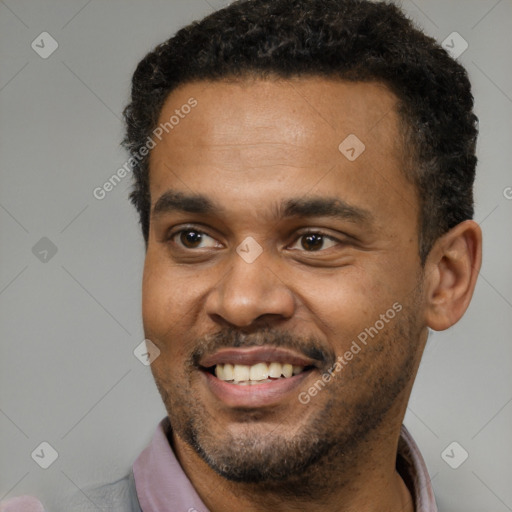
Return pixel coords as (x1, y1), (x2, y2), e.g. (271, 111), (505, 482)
(289, 232), (340, 252)
(170, 229), (221, 249)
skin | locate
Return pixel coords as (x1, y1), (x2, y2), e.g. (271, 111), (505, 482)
(142, 77), (482, 512)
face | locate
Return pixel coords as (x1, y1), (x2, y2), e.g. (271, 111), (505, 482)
(143, 77), (429, 485)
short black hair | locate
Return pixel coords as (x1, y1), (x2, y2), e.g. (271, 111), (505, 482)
(122, 0), (478, 263)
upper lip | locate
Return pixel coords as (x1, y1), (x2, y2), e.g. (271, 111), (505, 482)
(199, 346), (320, 369)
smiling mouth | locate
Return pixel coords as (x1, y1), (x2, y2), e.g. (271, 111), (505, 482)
(197, 346), (324, 402)
(204, 362), (316, 385)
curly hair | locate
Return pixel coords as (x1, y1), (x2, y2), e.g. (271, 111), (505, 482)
(122, 0), (478, 263)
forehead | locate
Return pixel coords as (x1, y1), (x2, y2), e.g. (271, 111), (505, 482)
(153, 77), (403, 161)
(147, 77), (417, 225)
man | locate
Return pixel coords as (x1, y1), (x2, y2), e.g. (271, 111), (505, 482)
(118, 0), (481, 509)
(1, 0), (481, 510)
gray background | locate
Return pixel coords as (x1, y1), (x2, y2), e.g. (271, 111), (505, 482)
(1, 0), (511, 510)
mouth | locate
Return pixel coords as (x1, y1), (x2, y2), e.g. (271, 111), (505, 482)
(198, 347), (320, 407)
(204, 361), (314, 384)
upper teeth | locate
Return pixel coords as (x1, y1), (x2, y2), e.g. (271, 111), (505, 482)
(215, 362), (304, 383)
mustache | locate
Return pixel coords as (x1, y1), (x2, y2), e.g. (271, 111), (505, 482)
(190, 326), (335, 369)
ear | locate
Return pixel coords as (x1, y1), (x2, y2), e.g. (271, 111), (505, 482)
(423, 220), (482, 331)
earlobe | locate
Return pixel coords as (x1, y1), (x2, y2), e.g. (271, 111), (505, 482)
(424, 220), (482, 331)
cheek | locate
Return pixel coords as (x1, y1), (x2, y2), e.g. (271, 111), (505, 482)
(141, 254), (199, 360)
(143, 251), (189, 320)
(295, 266), (397, 340)
(142, 258), (167, 332)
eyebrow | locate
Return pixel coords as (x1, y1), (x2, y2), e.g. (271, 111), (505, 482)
(152, 190), (372, 225)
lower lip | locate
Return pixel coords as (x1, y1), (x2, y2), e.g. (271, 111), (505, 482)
(201, 369), (315, 408)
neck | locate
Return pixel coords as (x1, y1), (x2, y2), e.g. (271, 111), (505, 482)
(171, 415), (415, 512)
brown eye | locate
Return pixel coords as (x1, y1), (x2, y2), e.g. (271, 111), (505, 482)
(301, 233), (324, 251)
(180, 230), (203, 248)
(170, 228), (221, 250)
(289, 232), (339, 252)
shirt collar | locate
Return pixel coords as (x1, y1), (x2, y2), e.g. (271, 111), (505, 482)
(133, 416), (208, 512)
(398, 424), (438, 512)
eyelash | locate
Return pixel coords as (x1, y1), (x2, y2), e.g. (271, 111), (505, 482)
(166, 226), (343, 252)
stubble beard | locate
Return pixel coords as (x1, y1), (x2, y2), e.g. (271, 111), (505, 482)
(150, 296), (423, 495)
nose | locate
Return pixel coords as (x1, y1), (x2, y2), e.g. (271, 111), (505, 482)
(205, 249), (296, 328)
